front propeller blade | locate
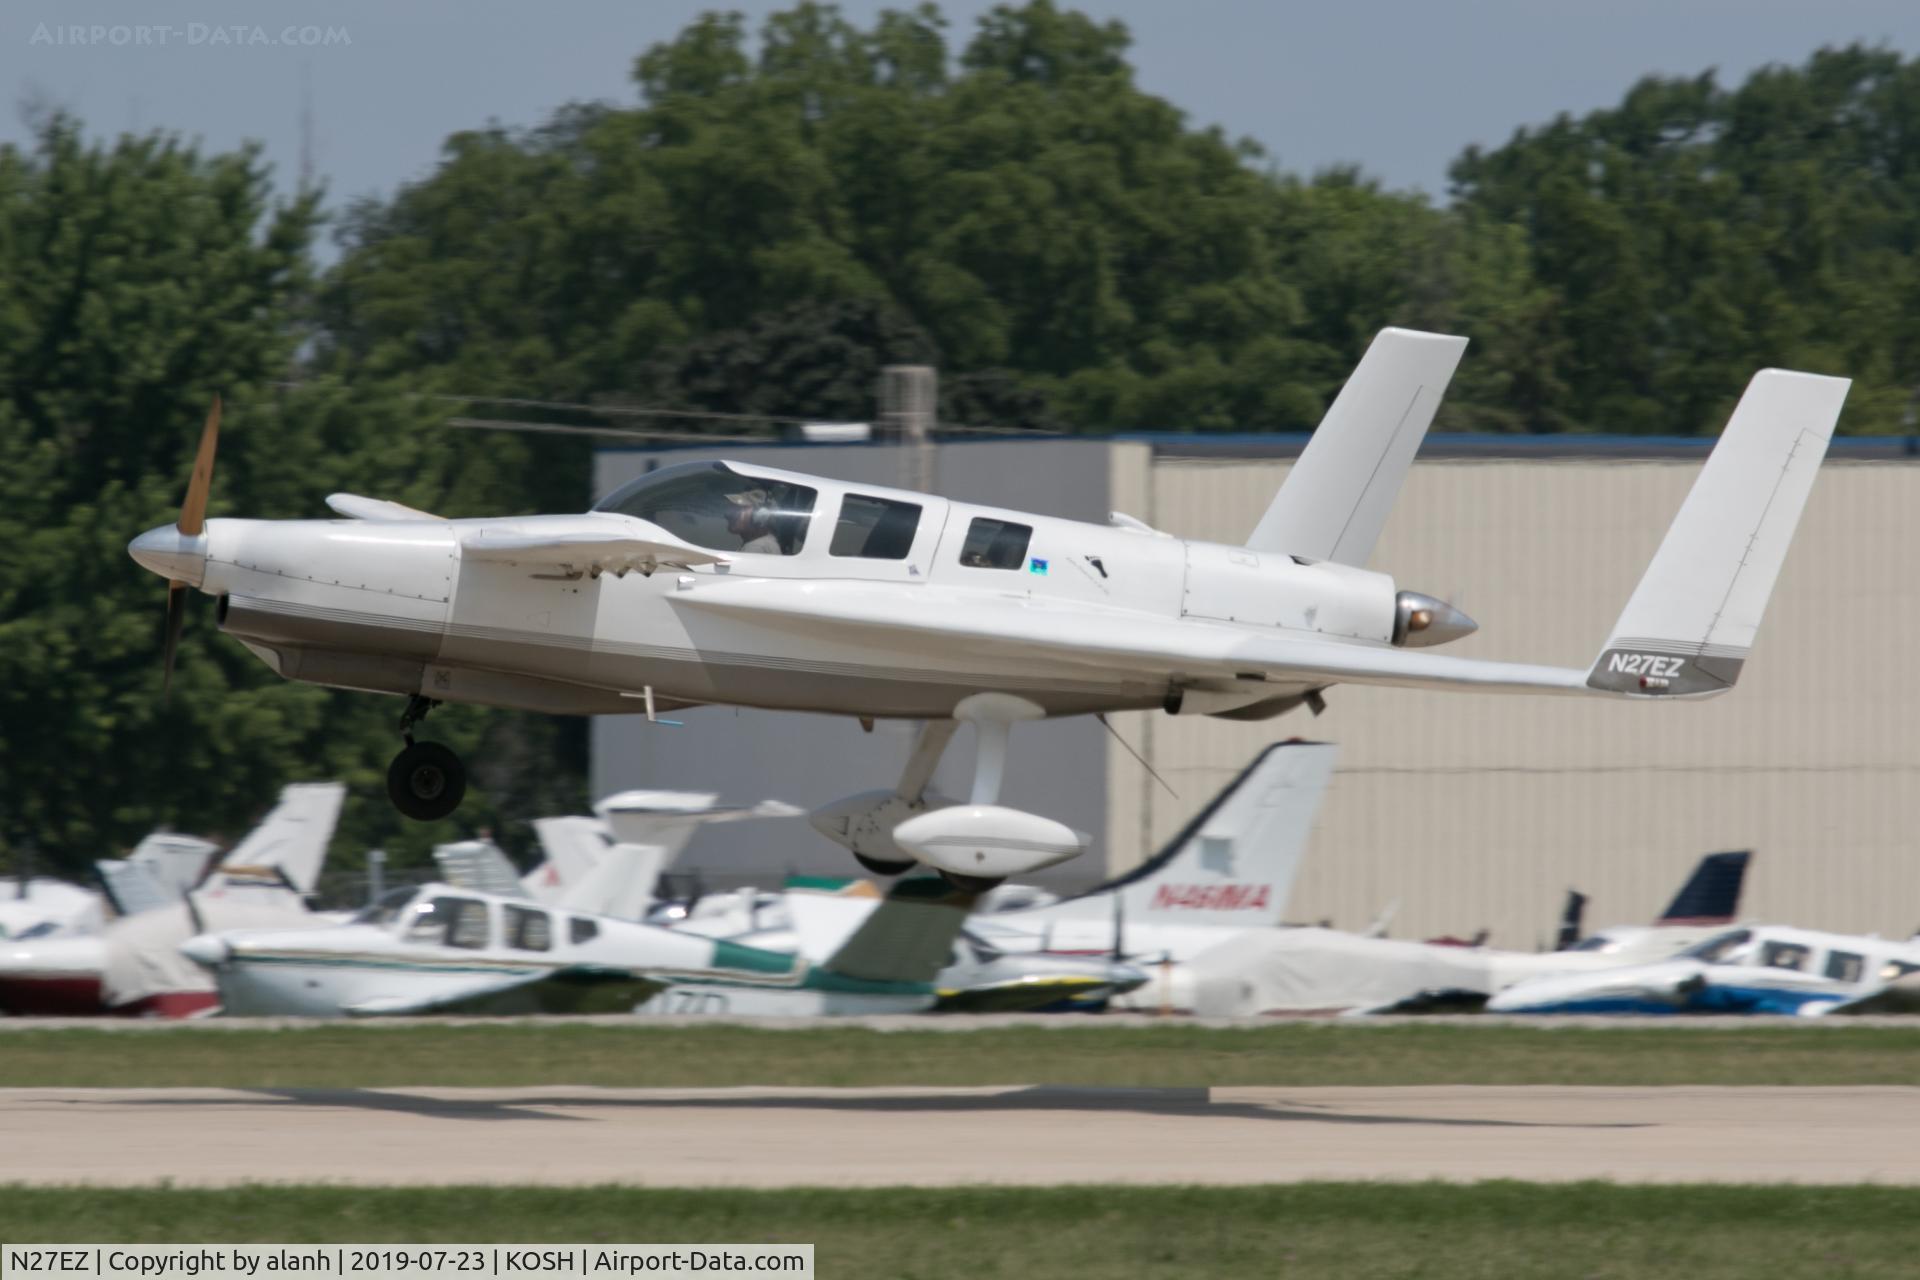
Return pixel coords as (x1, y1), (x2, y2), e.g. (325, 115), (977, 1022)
(178, 395), (220, 536)
(157, 395), (221, 700)
(162, 583), (187, 700)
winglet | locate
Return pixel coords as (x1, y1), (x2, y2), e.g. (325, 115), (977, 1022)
(1246, 328), (1468, 566)
(1588, 369), (1848, 696)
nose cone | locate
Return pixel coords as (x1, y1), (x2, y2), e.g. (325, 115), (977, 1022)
(178, 933), (230, 969)
(129, 524), (208, 587)
(1109, 963), (1151, 993)
(1393, 591), (1479, 648)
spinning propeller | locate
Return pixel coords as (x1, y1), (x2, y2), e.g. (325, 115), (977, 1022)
(160, 396), (221, 698)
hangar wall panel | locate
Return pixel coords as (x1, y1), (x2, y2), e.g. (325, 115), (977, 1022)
(1105, 458), (1919, 947)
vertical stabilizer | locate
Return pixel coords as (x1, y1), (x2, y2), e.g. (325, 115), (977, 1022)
(527, 816), (613, 900)
(1588, 370), (1847, 696)
(1245, 328), (1468, 565)
(215, 782), (345, 895)
(1013, 742), (1336, 931)
(1656, 850), (1751, 925)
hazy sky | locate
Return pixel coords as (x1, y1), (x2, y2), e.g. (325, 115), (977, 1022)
(9, 0), (1920, 241)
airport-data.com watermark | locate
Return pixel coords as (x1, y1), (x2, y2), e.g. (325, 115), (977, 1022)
(29, 22), (350, 48)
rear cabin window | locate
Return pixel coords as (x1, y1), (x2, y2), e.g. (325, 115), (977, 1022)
(1825, 950), (1864, 983)
(958, 517), (1032, 570)
(831, 494), (922, 559)
(570, 917), (599, 946)
(506, 905), (552, 953)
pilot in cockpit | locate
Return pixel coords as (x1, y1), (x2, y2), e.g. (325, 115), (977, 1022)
(725, 488), (783, 555)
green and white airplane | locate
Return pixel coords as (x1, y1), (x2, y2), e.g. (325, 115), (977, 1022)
(178, 873), (1139, 1016)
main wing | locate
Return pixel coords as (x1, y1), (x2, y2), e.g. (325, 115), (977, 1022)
(344, 964), (661, 1016)
(674, 578), (1589, 696)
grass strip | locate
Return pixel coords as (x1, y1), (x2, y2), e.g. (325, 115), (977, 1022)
(3, 1183), (1919, 1279)
(4, 1022), (1920, 1088)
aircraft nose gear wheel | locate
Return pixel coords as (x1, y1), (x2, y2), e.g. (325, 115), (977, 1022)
(387, 740), (467, 822)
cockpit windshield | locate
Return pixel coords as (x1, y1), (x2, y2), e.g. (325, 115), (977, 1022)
(594, 461), (816, 556)
(351, 886), (420, 928)
(1679, 928), (1753, 963)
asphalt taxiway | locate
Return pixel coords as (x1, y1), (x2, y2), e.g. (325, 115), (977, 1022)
(8, 1085), (1919, 1185)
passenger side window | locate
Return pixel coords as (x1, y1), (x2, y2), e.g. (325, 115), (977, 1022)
(570, 917), (599, 946)
(506, 905), (552, 953)
(408, 896), (490, 950)
(958, 517), (1032, 570)
(831, 494), (922, 560)
(1824, 950), (1864, 983)
(1759, 941), (1809, 971)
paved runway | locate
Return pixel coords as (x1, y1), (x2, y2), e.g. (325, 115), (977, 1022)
(8, 1085), (1920, 1185)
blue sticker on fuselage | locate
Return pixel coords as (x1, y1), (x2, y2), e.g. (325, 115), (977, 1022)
(1029, 558), (1048, 575)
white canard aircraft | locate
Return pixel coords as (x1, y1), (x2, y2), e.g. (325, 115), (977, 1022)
(128, 334), (1849, 887)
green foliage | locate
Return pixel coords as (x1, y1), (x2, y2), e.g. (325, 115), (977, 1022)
(1453, 45), (1920, 434)
(0, 118), (582, 883)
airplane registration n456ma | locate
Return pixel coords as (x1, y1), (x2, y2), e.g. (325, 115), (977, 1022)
(129, 330), (1850, 887)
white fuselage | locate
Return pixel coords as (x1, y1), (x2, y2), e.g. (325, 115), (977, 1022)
(1488, 925), (1920, 1016)
(196, 461), (1403, 721)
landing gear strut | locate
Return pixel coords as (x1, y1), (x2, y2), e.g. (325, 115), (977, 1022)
(386, 695), (467, 822)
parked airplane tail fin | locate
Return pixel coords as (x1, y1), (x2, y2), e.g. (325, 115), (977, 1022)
(1245, 328), (1467, 566)
(1554, 889), (1589, 951)
(1096, 741), (1337, 928)
(800, 877), (976, 984)
(216, 781), (345, 896)
(1587, 370), (1848, 697)
(1656, 850), (1751, 926)
(434, 839), (530, 899)
(527, 816), (613, 899)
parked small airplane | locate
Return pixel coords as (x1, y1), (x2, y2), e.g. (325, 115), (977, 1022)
(0, 783), (343, 1016)
(1487, 924), (1920, 1016)
(0, 878), (103, 943)
(0, 828), (235, 943)
(182, 875), (985, 1016)
(129, 334), (1847, 888)
(1156, 848), (1758, 1016)
(1552, 850), (1751, 962)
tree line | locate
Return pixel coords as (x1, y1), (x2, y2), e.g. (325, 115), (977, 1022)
(5, 2), (1917, 878)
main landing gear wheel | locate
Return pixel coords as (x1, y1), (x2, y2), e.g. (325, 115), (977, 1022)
(939, 870), (1005, 893)
(853, 852), (916, 877)
(387, 740), (467, 822)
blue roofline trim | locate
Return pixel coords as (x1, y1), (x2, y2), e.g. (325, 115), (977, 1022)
(594, 432), (1920, 461)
